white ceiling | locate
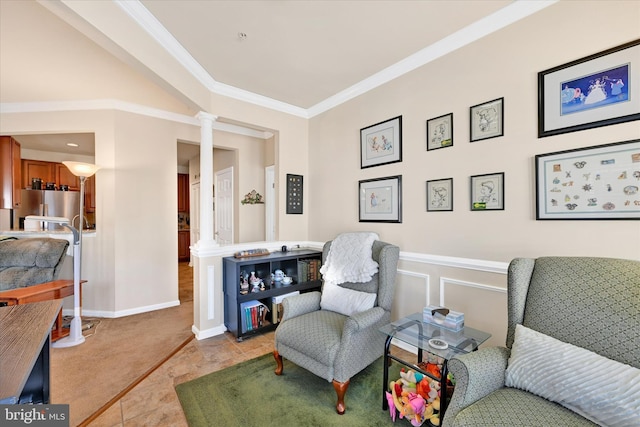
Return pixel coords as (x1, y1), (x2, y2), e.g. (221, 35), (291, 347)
(139, 0), (514, 109)
(14, 0), (556, 163)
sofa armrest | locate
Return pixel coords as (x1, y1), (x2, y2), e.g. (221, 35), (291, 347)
(281, 291), (321, 322)
(443, 346), (510, 427)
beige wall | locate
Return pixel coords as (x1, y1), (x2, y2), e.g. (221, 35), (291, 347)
(308, 0), (640, 263)
(1, 0), (639, 340)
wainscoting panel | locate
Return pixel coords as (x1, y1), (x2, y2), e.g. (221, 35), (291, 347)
(392, 269), (431, 320)
(440, 277), (507, 348)
(392, 256), (508, 350)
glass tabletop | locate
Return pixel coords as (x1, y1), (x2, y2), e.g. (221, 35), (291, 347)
(380, 312), (492, 360)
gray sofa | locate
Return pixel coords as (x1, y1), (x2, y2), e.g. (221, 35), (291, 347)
(443, 257), (640, 427)
(0, 237), (69, 291)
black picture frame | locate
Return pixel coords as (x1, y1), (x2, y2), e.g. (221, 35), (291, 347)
(426, 113), (453, 151)
(538, 39), (640, 138)
(470, 172), (504, 211)
(358, 175), (402, 223)
(426, 178), (453, 211)
(535, 139), (640, 220)
(470, 98), (504, 142)
(286, 174), (303, 214)
(360, 116), (402, 168)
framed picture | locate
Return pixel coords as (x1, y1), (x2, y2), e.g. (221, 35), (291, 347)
(426, 113), (453, 151)
(286, 174), (303, 214)
(538, 39), (640, 138)
(535, 139), (640, 220)
(360, 116), (402, 168)
(470, 98), (504, 142)
(470, 172), (504, 211)
(359, 175), (402, 223)
(426, 178), (453, 211)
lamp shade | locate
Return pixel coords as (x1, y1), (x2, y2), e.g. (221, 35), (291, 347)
(62, 161), (100, 178)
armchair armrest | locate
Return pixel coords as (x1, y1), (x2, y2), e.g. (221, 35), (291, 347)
(343, 306), (385, 336)
(443, 346), (510, 426)
(281, 291), (321, 322)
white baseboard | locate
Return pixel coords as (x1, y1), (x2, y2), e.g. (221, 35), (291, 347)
(71, 299), (181, 318)
(192, 323), (227, 340)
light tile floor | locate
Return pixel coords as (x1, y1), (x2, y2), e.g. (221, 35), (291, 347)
(88, 263), (413, 426)
(90, 330), (276, 426)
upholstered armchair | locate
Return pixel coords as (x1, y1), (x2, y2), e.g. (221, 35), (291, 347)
(273, 238), (399, 414)
(443, 257), (640, 427)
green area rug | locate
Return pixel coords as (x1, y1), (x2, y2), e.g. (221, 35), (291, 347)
(176, 353), (402, 427)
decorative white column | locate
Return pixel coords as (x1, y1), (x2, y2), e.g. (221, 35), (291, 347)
(196, 111), (218, 249)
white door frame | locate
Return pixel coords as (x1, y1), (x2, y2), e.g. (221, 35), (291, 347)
(265, 165), (275, 241)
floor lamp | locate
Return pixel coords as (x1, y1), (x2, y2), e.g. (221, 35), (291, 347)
(26, 215), (84, 347)
(32, 161), (99, 348)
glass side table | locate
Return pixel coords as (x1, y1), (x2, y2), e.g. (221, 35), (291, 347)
(379, 312), (491, 425)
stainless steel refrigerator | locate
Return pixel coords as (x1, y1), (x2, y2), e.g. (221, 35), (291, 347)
(13, 189), (80, 230)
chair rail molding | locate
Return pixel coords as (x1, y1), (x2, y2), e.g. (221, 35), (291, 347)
(400, 250), (508, 274)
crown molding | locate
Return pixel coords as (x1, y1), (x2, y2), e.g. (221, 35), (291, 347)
(114, 0), (557, 119)
(114, 0), (309, 119)
(0, 99), (272, 140)
(307, 0), (558, 117)
(114, 0), (217, 92)
(19, 1), (558, 121)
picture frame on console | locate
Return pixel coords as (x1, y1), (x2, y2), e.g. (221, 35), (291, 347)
(538, 39), (640, 138)
(359, 175), (402, 223)
(360, 116), (402, 168)
(535, 139), (640, 220)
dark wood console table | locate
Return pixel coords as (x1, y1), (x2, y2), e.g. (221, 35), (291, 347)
(0, 299), (61, 404)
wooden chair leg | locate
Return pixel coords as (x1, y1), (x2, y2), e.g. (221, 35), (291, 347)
(332, 379), (350, 414)
(273, 350), (283, 375)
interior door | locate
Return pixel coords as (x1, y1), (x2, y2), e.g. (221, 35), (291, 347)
(215, 167), (233, 245)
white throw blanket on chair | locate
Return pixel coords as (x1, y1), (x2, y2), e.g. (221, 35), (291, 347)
(320, 232), (380, 285)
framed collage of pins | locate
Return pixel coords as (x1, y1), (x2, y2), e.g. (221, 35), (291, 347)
(286, 174), (303, 214)
(535, 139), (640, 220)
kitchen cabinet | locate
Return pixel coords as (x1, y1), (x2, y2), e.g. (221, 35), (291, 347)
(84, 175), (96, 213)
(22, 160), (81, 191)
(0, 136), (22, 209)
(178, 173), (189, 213)
(21, 160), (94, 211)
(178, 230), (190, 262)
(55, 163), (80, 191)
(21, 159), (55, 189)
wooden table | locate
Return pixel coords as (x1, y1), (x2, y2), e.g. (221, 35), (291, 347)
(0, 280), (86, 341)
(0, 300), (62, 404)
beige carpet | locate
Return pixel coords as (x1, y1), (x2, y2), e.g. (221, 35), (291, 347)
(50, 302), (193, 427)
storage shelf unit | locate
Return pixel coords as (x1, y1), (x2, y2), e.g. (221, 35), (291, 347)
(223, 249), (322, 341)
